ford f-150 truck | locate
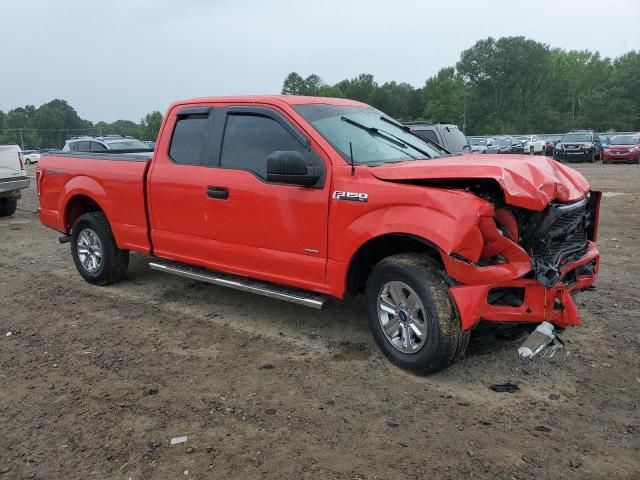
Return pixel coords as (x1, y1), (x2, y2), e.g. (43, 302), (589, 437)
(37, 96), (601, 373)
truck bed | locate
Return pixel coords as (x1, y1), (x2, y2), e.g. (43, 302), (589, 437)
(38, 151), (153, 253)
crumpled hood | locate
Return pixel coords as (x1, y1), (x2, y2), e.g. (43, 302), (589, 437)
(369, 154), (590, 211)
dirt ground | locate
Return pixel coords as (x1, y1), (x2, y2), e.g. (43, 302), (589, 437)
(1, 162), (639, 479)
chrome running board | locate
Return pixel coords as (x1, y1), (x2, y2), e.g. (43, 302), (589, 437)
(149, 260), (329, 309)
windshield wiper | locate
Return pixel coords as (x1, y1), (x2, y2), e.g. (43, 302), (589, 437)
(340, 116), (410, 149)
(379, 116), (448, 155)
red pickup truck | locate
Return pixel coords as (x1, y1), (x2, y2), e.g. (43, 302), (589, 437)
(37, 96), (601, 373)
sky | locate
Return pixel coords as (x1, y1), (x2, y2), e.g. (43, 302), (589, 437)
(1, 0), (639, 123)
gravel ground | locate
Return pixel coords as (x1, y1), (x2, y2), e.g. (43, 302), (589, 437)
(1, 162), (639, 479)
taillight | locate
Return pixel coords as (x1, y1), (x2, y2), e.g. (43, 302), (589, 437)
(18, 152), (25, 171)
(36, 169), (43, 197)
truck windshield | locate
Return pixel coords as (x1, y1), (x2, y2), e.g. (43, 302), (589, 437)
(293, 104), (444, 165)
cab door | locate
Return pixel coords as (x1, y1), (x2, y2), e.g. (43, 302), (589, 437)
(202, 106), (331, 292)
(147, 104), (331, 293)
(147, 105), (225, 267)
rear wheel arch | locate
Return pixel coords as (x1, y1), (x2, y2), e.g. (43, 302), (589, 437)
(64, 194), (106, 233)
(345, 233), (444, 298)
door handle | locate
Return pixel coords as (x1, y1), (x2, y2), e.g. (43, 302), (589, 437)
(207, 186), (229, 200)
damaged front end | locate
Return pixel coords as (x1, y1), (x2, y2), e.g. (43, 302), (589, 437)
(444, 190), (601, 332)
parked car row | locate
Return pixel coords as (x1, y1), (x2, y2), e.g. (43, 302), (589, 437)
(468, 129), (639, 164)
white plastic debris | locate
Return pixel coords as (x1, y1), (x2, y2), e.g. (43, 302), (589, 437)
(518, 321), (555, 358)
(170, 436), (188, 445)
(5, 331), (12, 337)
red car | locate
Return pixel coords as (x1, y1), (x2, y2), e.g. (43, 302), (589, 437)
(37, 96), (601, 373)
(602, 134), (640, 164)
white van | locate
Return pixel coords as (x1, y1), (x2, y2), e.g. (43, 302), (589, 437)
(0, 144), (30, 216)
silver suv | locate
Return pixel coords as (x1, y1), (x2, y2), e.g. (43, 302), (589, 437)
(404, 122), (471, 154)
(62, 135), (149, 152)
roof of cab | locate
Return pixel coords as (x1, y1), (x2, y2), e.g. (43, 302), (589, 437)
(168, 95), (368, 111)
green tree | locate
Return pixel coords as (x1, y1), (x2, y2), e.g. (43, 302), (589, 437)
(282, 72), (307, 95)
(422, 67), (466, 125)
(138, 111), (163, 141)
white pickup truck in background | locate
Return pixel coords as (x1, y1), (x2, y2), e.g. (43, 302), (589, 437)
(0, 144), (30, 216)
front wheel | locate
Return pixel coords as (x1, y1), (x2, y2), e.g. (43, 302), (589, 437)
(71, 211), (129, 285)
(365, 254), (469, 374)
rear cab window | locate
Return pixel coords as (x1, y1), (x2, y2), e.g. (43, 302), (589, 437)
(169, 112), (210, 165)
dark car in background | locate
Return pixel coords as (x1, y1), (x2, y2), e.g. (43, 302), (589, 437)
(405, 122), (471, 154)
(543, 135), (562, 156)
(553, 130), (601, 163)
(511, 137), (526, 154)
(602, 134), (640, 164)
(492, 136), (516, 154)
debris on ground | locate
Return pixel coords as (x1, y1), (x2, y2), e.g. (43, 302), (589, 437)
(170, 436), (188, 445)
(490, 383), (520, 393)
(534, 426), (552, 432)
(518, 322), (556, 358)
(143, 386), (159, 396)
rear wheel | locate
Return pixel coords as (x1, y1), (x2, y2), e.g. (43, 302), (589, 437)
(365, 254), (469, 374)
(0, 197), (17, 217)
(529, 146), (534, 155)
(70, 211), (129, 285)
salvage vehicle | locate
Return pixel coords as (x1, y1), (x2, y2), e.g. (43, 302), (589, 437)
(602, 134), (640, 164)
(468, 137), (501, 154)
(553, 130), (601, 162)
(518, 135), (545, 155)
(543, 135), (562, 156)
(492, 136), (516, 154)
(404, 122), (471, 154)
(37, 96), (601, 373)
(0, 144), (30, 216)
(63, 135), (150, 153)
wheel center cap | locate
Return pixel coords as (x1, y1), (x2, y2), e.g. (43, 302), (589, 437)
(398, 310), (409, 323)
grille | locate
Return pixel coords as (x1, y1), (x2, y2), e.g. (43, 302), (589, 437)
(529, 199), (589, 267)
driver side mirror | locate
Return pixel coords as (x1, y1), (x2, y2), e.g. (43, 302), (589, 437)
(266, 151), (320, 187)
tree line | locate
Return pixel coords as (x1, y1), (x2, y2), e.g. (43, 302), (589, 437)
(282, 36), (640, 135)
(0, 99), (163, 150)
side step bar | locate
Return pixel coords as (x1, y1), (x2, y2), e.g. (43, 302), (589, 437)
(149, 261), (329, 310)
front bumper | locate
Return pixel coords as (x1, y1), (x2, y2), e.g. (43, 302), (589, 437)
(447, 242), (599, 331)
(553, 150), (593, 162)
(602, 151), (640, 163)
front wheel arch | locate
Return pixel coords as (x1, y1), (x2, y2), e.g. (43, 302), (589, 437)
(344, 233), (443, 298)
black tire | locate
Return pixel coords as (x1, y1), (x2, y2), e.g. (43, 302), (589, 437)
(589, 151), (595, 163)
(365, 253), (469, 374)
(70, 211), (129, 285)
(0, 197), (18, 217)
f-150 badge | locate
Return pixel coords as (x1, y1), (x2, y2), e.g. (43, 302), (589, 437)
(332, 191), (368, 202)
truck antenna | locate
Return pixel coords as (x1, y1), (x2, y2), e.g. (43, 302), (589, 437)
(349, 141), (355, 176)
